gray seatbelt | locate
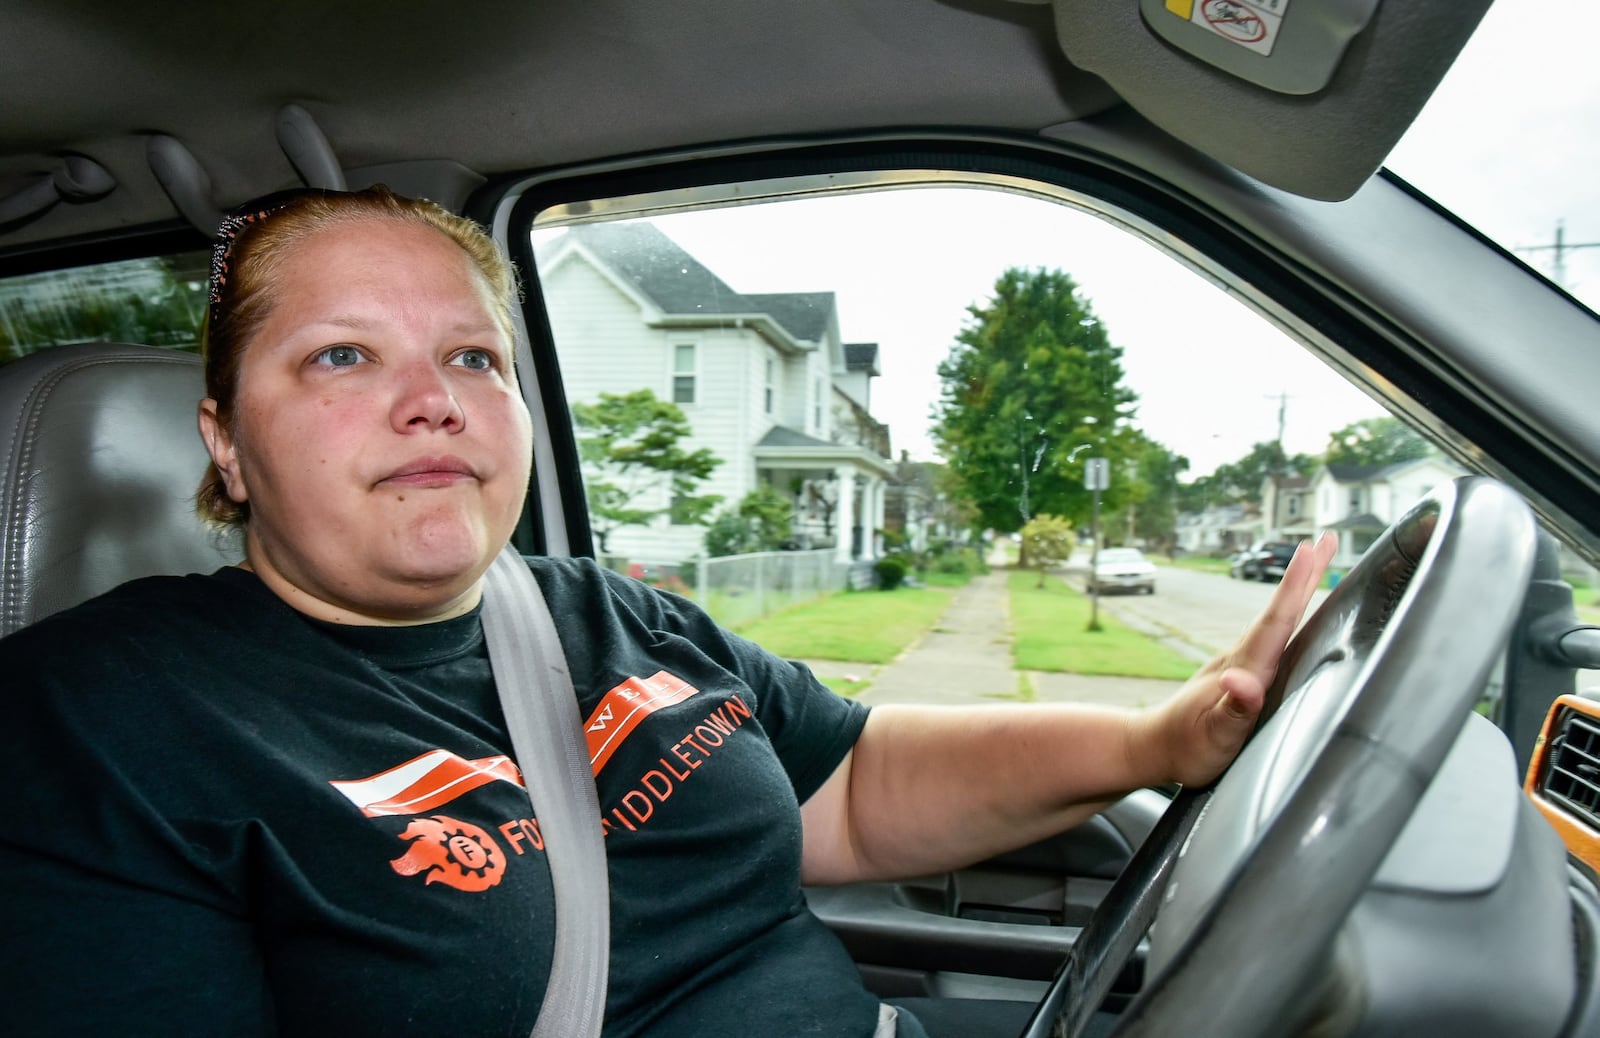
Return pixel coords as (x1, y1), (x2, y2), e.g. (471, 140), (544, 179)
(481, 545), (610, 1038)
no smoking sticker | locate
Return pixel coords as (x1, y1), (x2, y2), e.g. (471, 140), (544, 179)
(1171, 0), (1289, 57)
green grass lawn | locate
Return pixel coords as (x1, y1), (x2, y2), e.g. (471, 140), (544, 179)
(1008, 570), (1198, 679)
(921, 570), (972, 588)
(1162, 554), (1232, 576)
(732, 586), (954, 663)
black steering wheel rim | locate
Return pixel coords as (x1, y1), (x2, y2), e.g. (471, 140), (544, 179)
(1023, 476), (1537, 1038)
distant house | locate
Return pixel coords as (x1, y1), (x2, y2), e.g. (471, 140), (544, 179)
(1174, 503), (1256, 555)
(537, 222), (893, 564)
(883, 453), (961, 553)
(1309, 455), (1467, 567)
(1259, 473), (1315, 544)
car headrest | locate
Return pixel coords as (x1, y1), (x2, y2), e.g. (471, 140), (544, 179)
(0, 342), (240, 637)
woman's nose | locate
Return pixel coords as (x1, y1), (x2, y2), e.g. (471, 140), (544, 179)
(390, 362), (465, 432)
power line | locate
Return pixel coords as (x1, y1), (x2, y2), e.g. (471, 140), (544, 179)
(1515, 220), (1600, 286)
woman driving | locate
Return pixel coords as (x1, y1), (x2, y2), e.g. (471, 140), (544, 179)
(0, 187), (1334, 1037)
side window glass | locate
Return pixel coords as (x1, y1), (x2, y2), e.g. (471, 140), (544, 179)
(531, 185), (1556, 710)
(0, 252), (210, 365)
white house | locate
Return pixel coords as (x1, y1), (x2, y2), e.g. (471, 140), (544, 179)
(1174, 503), (1255, 555)
(1259, 473), (1315, 544)
(537, 222), (893, 565)
(1309, 455), (1467, 568)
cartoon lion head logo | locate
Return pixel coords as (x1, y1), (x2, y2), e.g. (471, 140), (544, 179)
(389, 815), (506, 892)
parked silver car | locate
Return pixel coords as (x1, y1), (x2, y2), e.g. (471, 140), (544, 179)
(1092, 548), (1157, 595)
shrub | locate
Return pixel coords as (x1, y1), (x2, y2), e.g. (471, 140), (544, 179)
(875, 555), (910, 590)
(1020, 514), (1074, 587)
(705, 484), (795, 557)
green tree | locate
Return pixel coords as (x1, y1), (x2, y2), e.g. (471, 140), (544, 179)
(704, 484), (795, 557)
(1323, 416), (1431, 468)
(1177, 440), (1313, 512)
(1019, 513), (1074, 588)
(1112, 436), (1190, 551)
(932, 267), (1137, 536)
(572, 389), (722, 553)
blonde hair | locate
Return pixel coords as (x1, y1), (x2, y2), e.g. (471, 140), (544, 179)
(196, 186), (519, 527)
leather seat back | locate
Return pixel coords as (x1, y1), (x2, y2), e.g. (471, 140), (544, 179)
(0, 342), (239, 637)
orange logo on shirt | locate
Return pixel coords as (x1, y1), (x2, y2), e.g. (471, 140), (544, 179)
(389, 815), (506, 892)
(585, 671), (701, 775)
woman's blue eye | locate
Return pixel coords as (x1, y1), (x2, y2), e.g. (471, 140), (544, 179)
(316, 345), (364, 367)
(453, 349), (494, 371)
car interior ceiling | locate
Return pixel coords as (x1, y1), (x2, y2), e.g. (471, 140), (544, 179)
(1, 0), (1489, 248)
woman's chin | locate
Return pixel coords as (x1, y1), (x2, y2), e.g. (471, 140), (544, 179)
(393, 545), (493, 589)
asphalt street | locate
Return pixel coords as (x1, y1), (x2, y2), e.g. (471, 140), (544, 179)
(1086, 564), (1333, 658)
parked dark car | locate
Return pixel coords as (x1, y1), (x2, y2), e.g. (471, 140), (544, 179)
(1232, 542), (1297, 582)
(1258, 542), (1299, 582)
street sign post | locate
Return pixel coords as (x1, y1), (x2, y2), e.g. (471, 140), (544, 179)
(1086, 457), (1108, 631)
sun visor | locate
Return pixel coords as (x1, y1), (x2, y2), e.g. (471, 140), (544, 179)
(1036, 0), (1491, 201)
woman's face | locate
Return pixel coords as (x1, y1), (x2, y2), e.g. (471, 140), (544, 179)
(199, 218), (533, 624)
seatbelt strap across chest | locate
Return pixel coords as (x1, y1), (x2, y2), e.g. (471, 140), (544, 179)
(481, 545), (610, 1038)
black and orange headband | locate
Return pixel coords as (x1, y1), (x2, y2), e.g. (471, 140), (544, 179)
(206, 188), (342, 329)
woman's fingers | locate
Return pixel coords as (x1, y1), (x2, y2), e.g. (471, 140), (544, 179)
(1231, 532), (1338, 676)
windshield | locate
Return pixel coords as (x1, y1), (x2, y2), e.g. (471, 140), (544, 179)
(1387, 2), (1600, 313)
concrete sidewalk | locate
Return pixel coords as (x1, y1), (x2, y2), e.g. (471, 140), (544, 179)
(801, 567), (1188, 710)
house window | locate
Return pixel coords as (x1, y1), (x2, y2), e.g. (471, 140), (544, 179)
(1287, 496), (1298, 518)
(765, 357), (775, 415)
(1348, 488), (1361, 515)
(672, 343), (696, 405)
(813, 376), (823, 430)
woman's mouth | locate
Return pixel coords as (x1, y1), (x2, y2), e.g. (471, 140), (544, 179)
(379, 456), (477, 489)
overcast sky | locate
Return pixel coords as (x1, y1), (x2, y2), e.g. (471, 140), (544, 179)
(1387, 1), (1600, 303)
(550, 1), (1597, 478)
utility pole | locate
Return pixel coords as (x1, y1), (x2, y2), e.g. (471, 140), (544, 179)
(1266, 391), (1289, 446)
(1515, 220), (1600, 289)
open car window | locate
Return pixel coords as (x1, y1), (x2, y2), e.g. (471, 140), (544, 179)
(527, 179), (1579, 717)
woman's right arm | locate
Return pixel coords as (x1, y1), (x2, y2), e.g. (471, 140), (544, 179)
(0, 838), (273, 1030)
(0, 841), (275, 1036)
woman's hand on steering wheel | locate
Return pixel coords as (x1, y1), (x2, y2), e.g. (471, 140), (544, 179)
(1135, 533), (1339, 790)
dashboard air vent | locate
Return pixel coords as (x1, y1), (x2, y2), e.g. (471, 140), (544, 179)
(1543, 708), (1600, 830)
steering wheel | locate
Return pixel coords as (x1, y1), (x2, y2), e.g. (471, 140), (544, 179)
(1020, 476), (1538, 1038)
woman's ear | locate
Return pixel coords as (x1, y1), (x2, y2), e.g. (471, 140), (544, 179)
(198, 398), (248, 504)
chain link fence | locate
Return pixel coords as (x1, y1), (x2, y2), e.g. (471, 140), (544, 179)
(602, 549), (849, 628)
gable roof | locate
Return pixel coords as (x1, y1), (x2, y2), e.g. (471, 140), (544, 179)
(563, 222), (740, 315)
(560, 223), (836, 343)
(1322, 462), (1389, 483)
(844, 342), (880, 375)
(743, 292), (835, 342)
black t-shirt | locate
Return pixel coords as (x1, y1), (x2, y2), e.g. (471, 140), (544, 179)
(0, 557), (904, 1037)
